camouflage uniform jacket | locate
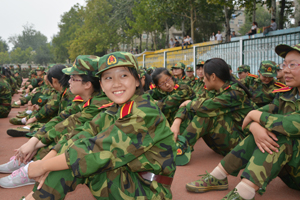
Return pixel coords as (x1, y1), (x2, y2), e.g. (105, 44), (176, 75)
(150, 82), (195, 124)
(181, 75), (198, 88)
(0, 78), (12, 118)
(35, 92), (110, 146)
(241, 74), (286, 107)
(34, 87), (75, 122)
(176, 81), (257, 132)
(192, 78), (205, 98)
(15, 75), (22, 87)
(57, 93), (176, 199)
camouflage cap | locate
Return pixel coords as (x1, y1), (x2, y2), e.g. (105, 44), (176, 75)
(171, 62), (185, 70)
(175, 135), (191, 166)
(276, 64), (281, 70)
(259, 60), (277, 77)
(275, 43), (300, 58)
(196, 59), (205, 66)
(137, 66), (146, 78)
(237, 65), (250, 73)
(63, 55), (100, 77)
(186, 65), (194, 72)
(29, 69), (37, 76)
(146, 66), (155, 74)
(96, 52), (138, 75)
(36, 66), (45, 71)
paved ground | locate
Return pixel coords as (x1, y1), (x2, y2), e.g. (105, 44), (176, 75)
(0, 92), (300, 200)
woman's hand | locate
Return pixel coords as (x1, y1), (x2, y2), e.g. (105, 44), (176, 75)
(242, 110), (263, 130)
(15, 143), (36, 164)
(28, 160), (47, 179)
(249, 122), (279, 154)
(36, 171), (50, 190)
(26, 117), (37, 125)
(171, 118), (182, 140)
(179, 100), (191, 108)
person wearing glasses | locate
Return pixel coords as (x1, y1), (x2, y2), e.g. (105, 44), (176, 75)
(149, 67), (195, 124)
(240, 60), (286, 108)
(184, 43), (300, 200)
(171, 58), (257, 166)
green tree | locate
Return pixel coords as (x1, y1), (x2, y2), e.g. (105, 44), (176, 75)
(0, 37), (9, 52)
(68, 0), (120, 60)
(0, 51), (10, 64)
(10, 47), (33, 64)
(52, 4), (84, 62)
(34, 43), (54, 65)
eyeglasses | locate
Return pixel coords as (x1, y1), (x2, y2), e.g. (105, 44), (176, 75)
(279, 63), (300, 70)
(158, 77), (172, 88)
(70, 77), (83, 82)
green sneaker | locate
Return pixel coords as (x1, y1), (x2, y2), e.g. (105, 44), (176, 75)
(19, 196), (25, 200)
(7, 127), (29, 137)
(221, 188), (255, 200)
(16, 112), (28, 118)
(186, 171), (228, 193)
(11, 102), (20, 108)
(9, 117), (24, 125)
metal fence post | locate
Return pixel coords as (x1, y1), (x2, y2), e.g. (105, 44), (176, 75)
(143, 54), (146, 68)
(193, 45), (196, 76)
(164, 51), (167, 68)
(239, 38), (243, 66)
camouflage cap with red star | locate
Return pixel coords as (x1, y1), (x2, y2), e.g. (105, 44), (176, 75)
(259, 60), (277, 77)
(96, 52), (138, 75)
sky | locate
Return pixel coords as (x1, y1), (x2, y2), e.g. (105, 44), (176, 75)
(0, 0), (87, 50)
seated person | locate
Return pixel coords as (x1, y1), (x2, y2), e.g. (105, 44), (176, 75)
(263, 18), (277, 36)
(247, 22), (258, 38)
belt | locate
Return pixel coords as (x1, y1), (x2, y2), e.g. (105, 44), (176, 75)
(0, 103), (11, 106)
(138, 172), (173, 185)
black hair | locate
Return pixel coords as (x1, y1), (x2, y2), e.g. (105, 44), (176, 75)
(196, 64), (204, 70)
(204, 58), (251, 98)
(36, 78), (43, 83)
(271, 18), (275, 22)
(47, 64), (70, 88)
(152, 68), (173, 86)
(253, 21), (258, 26)
(80, 74), (101, 93)
(141, 73), (152, 91)
(99, 66), (143, 94)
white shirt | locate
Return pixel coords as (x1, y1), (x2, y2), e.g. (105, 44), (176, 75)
(216, 33), (222, 41)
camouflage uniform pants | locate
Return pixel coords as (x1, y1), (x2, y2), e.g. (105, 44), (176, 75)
(32, 166), (172, 200)
(0, 105), (11, 118)
(180, 114), (245, 156)
(221, 134), (300, 195)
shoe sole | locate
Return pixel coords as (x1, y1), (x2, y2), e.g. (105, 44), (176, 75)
(7, 130), (28, 137)
(0, 181), (35, 188)
(186, 184), (228, 193)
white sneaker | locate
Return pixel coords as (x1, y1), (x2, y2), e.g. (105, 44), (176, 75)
(0, 156), (25, 173)
(0, 167), (35, 188)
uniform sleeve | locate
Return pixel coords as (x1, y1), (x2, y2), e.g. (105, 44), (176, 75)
(185, 89), (247, 118)
(157, 86), (195, 120)
(259, 111), (300, 137)
(64, 107), (172, 178)
(34, 91), (60, 121)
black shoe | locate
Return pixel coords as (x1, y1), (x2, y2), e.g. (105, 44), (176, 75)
(7, 128), (29, 137)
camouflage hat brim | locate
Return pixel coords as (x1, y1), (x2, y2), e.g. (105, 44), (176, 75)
(261, 72), (276, 77)
(275, 44), (300, 58)
(62, 67), (84, 75)
(175, 135), (192, 166)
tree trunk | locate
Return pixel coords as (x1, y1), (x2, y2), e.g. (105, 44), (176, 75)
(165, 22), (169, 49)
(182, 20), (185, 38)
(224, 5), (231, 43)
(146, 33), (148, 51)
(190, 5), (194, 42)
(279, 0), (286, 29)
(271, 0), (276, 19)
(252, 1), (256, 22)
(139, 34), (142, 54)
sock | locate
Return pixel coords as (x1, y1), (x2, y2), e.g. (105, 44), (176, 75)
(23, 161), (33, 174)
(235, 181), (256, 199)
(210, 166), (227, 180)
(21, 118), (27, 124)
(22, 126), (30, 130)
(25, 110), (32, 114)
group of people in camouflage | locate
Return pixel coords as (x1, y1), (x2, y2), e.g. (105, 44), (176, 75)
(0, 42), (299, 200)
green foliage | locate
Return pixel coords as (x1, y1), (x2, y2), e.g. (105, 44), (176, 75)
(34, 43), (54, 65)
(0, 37), (9, 52)
(0, 51), (10, 64)
(10, 47), (33, 64)
(52, 4), (84, 62)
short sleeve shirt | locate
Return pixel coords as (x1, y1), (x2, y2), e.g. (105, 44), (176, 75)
(271, 22), (277, 30)
(216, 33), (222, 41)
